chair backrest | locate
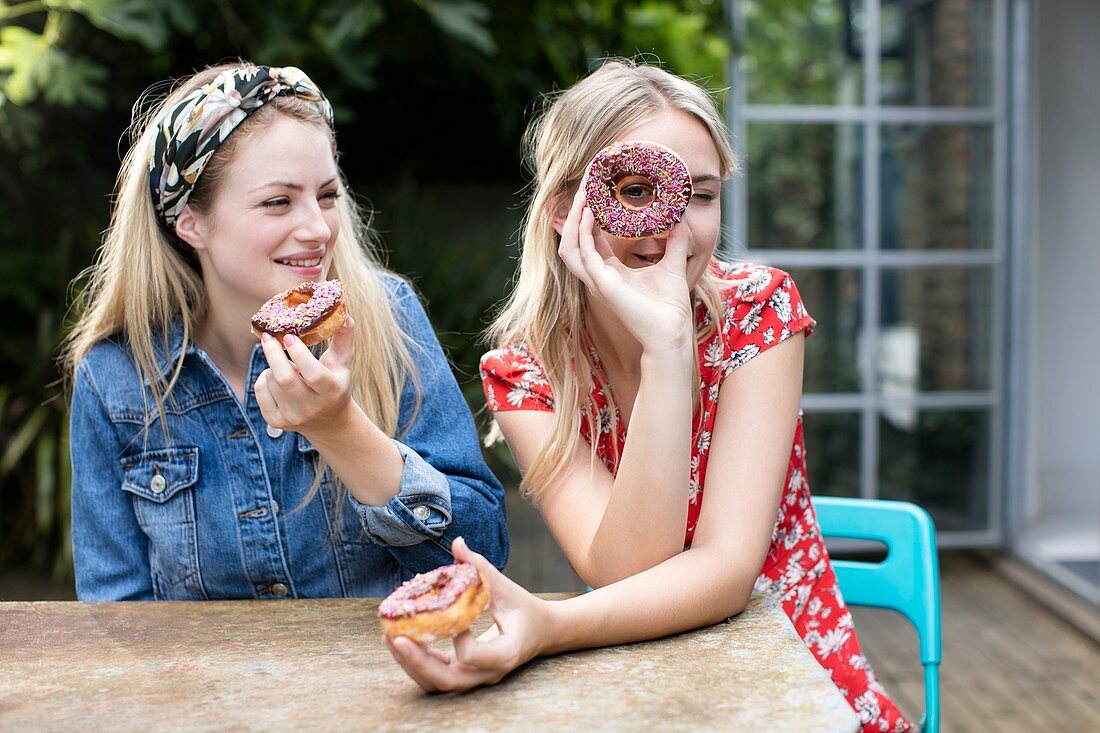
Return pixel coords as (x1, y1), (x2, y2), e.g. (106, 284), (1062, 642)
(812, 497), (941, 733)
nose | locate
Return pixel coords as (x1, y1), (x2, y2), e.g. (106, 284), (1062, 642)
(296, 199), (333, 244)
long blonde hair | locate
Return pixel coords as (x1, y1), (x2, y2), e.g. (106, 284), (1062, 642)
(61, 62), (417, 500)
(486, 59), (739, 500)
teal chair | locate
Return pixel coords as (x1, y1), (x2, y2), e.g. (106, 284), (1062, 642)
(812, 497), (941, 733)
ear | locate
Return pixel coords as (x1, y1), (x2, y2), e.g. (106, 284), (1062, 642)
(547, 191), (572, 236)
(173, 205), (207, 251)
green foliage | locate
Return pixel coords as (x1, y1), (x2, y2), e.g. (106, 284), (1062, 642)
(0, 0), (731, 578)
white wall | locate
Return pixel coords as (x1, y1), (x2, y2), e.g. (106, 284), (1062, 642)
(1026, 0), (1100, 549)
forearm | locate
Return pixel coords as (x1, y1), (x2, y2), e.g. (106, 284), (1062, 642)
(587, 348), (694, 584)
(542, 545), (758, 655)
(303, 403), (403, 505)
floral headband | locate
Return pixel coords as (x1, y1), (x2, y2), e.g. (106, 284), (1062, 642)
(148, 65), (335, 229)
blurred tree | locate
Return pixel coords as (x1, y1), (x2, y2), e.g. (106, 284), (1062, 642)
(0, 0), (731, 578)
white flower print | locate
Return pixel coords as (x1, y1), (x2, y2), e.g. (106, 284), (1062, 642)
(703, 338), (724, 369)
(762, 326), (775, 345)
(507, 386), (535, 407)
(695, 430), (711, 453)
(738, 303), (763, 334)
(735, 267), (773, 299)
(815, 626), (851, 658)
(770, 286), (792, 324)
(854, 690), (881, 727)
(723, 343), (760, 375)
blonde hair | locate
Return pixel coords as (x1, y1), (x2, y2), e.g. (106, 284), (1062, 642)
(61, 62), (417, 506)
(486, 59), (739, 500)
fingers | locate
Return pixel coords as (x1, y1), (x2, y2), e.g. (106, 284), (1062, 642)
(280, 334), (328, 390)
(321, 316), (356, 372)
(660, 222), (691, 274)
(451, 536), (506, 592)
(385, 634), (508, 693)
(557, 187), (597, 292)
(384, 635), (444, 693)
(253, 370), (282, 425)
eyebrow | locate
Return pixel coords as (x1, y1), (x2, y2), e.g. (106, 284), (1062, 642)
(250, 177), (337, 194)
(691, 175), (722, 186)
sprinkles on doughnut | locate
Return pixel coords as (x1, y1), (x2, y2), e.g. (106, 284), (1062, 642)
(379, 562), (490, 643)
(583, 140), (693, 239)
(250, 280), (347, 346)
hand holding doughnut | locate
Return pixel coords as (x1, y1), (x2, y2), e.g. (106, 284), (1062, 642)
(254, 312), (357, 436)
(383, 537), (552, 693)
(559, 186), (695, 354)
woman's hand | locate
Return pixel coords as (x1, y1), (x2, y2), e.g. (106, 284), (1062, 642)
(558, 186), (694, 354)
(384, 537), (552, 693)
(254, 317), (357, 436)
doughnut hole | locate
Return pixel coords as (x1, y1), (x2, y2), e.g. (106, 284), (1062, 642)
(612, 174), (656, 211)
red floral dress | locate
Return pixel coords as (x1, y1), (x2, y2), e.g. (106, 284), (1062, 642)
(480, 261), (913, 732)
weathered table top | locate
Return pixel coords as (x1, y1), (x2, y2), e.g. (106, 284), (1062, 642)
(0, 592), (858, 732)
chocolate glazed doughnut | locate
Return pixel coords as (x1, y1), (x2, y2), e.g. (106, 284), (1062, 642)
(583, 140), (693, 239)
(250, 280), (347, 346)
(379, 562), (490, 643)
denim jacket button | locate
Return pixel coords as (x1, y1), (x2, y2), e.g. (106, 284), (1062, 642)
(272, 500), (280, 516)
(412, 505), (431, 522)
(266, 425), (284, 439)
(150, 474), (167, 494)
(271, 582), (289, 597)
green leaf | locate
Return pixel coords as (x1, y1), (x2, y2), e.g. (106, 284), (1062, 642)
(0, 24), (107, 107)
(41, 54), (108, 107)
(72, 0), (170, 52)
(0, 26), (50, 105)
(415, 0), (496, 56)
(0, 404), (48, 478)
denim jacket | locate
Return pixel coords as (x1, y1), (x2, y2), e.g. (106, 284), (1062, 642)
(70, 278), (508, 601)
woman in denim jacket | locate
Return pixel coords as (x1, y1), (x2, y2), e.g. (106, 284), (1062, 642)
(61, 62), (508, 601)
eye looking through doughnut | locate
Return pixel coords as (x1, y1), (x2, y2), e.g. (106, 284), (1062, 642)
(583, 140), (693, 240)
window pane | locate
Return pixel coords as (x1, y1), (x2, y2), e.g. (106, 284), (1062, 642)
(747, 123), (862, 250)
(879, 267), (992, 392)
(879, 409), (991, 531)
(789, 268), (863, 393)
(741, 0), (864, 105)
(880, 125), (993, 250)
(880, 0), (994, 106)
(804, 412), (861, 498)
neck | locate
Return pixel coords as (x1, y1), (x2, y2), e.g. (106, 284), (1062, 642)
(195, 302), (258, 378)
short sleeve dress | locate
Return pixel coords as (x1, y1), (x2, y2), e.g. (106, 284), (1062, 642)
(480, 261), (913, 733)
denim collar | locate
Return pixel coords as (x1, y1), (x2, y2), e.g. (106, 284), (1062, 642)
(145, 320), (263, 386)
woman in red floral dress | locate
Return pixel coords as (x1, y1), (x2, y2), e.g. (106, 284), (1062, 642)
(385, 59), (912, 733)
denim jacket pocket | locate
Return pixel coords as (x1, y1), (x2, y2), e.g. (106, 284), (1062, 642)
(120, 446), (206, 599)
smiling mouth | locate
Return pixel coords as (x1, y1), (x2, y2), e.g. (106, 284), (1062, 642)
(275, 257), (322, 268)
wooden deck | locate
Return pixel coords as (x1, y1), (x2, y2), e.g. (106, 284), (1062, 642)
(1, 490), (1097, 732)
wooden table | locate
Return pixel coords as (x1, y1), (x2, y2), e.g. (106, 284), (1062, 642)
(0, 593), (858, 732)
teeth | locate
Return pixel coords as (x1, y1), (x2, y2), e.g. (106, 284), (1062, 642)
(276, 258), (322, 267)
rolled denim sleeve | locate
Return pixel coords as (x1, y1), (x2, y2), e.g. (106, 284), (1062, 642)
(70, 362), (155, 601)
(349, 280), (508, 573)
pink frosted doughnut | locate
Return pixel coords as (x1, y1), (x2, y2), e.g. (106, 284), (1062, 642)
(583, 140), (693, 239)
(250, 280), (347, 346)
(379, 562), (490, 643)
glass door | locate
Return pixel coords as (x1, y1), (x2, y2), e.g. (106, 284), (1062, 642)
(728, 0), (1007, 543)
